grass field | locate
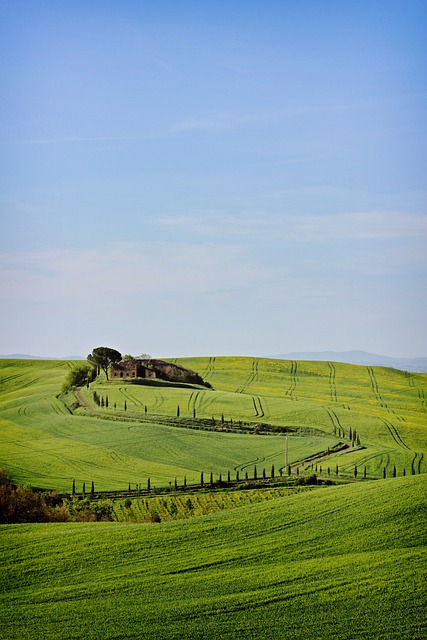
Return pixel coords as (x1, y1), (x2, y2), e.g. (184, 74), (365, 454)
(1, 475), (426, 639)
(1, 357), (426, 638)
(0, 357), (426, 491)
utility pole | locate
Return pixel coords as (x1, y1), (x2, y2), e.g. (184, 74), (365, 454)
(285, 435), (289, 475)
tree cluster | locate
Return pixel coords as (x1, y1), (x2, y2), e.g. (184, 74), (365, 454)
(87, 347), (122, 380)
(62, 363), (96, 392)
(0, 469), (113, 523)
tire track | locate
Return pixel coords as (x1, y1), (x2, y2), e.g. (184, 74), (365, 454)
(418, 388), (427, 412)
(325, 407), (344, 435)
(234, 455), (265, 472)
(367, 367), (386, 408)
(411, 452), (418, 475)
(367, 367), (404, 422)
(286, 361), (298, 401)
(328, 362), (338, 403)
(236, 358), (259, 394)
(187, 390), (201, 416)
(203, 356), (216, 382)
(380, 418), (411, 451)
(252, 395), (265, 418)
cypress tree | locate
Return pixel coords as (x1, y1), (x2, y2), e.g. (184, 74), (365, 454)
(124, 400), (127, 411)
(193, 407), (196, 419)
(253, 465), (257, 480)
(236, 470), (240, 482)
(145, 405), (147, 414)
(296, 466), (299, 476)
(271, 464), (275, 479)
(82, 481), (86, 495)
(174, 477), (178, 490)
(184, 475), (187, 488)
(336, 464), (339, 476)
(105, 396), (108, 408)
(227, 470), (231, 483)
(177, 405), (180, 417)
(383, 467), (386, 479)
(210, 471), (213, 486)
(221, 414), (224, 424)
(200, 471), (204, 486)
(354, 466), (357, 478)
(147, 477), (151, 491)
(403, 468), (406, 476)
(128, 482), (131, 491)
(72, 479), (76, 495)
(101, 396), (105, 407)
(364, 466), (367, 479)
(262, 468), (266, 479)
(91, 481), (95, 495)
(245, 471), (248, 481)
(393, 465), (396, 477)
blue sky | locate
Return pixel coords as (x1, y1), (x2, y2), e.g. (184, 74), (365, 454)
(1, 0), (426, 358)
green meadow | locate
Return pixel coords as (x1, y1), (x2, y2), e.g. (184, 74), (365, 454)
(1, 357), (426, 638)
(1, 476), (426, 639)
(0, 356), (426, 491)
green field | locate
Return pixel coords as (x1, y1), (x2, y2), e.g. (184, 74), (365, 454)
(1, 475), (426, 639)
(0, 357), (425, 491)
(1, 357), (426, 638)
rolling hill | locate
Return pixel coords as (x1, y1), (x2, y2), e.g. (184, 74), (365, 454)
(0, 356), (426, 491)
(0, 356), (426, 639)
(1, 475), (425, 639)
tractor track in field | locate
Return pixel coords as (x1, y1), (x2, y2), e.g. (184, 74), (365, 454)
(328, 362), (338, 403)
(367, 367), (405, 422)
(380, 418), (411, 451)
(367, 367), (386, 408)
(203, 356), (216, 382)
(234, 455), (265, 472)
(411, 452), (424, 475)
(286, 361), (299, 401)
(187, 390), (201, 416)
(119, 387), (145, 408)
(252, 395), (265, 418)
(324, 407), (344, 435)
(418, 388), (427, 412)
(235, 358), (259, 394)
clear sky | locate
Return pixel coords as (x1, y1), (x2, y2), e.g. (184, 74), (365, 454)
(1, 0), (426, 358)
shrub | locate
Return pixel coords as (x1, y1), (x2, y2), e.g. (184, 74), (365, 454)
(149, 511), (161, 523)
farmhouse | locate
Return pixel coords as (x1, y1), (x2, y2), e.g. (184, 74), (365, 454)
(110, 359), (156, 380)
(110, 358), (207, 386)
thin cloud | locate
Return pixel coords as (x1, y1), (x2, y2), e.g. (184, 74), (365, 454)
(0, 242), (274, 305)
(150, 211), (427, 242)
(9, 134), (166, 145)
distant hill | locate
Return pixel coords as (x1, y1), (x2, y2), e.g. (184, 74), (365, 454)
(271, 350), (427, 373)
(0, 354), (84, 360)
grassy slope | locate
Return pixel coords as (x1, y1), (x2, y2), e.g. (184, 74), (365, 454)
(0, 357), (426, 490)
(1, 475), (426, 639)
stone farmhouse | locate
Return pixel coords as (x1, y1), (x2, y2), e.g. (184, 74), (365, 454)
(111, 359), (156, 380)
(111, 358), (206, 386)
